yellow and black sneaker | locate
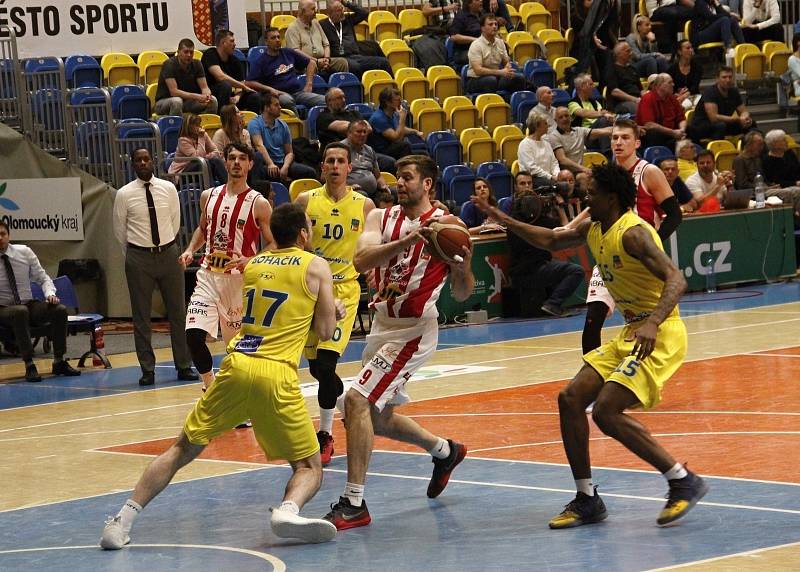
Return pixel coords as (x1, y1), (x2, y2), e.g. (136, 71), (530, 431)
(657, 471), (709, 526)
(549, 487), (608, 529)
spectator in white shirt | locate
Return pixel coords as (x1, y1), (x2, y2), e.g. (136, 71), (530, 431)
(518, 112), (569, 194)
(741, 0), (784, 44)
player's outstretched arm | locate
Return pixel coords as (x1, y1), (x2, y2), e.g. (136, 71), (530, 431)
(448, 244), (475, 302)
(178, 189), (211, 266)
(308, 257), (337, 341)
(622, 225), (687, 360)
(353, 209), (419, 272)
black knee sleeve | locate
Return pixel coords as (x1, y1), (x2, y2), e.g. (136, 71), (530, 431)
(186, 328), (212, 374)
(312, 349), (344, 409)
(582, 302), (609, 355)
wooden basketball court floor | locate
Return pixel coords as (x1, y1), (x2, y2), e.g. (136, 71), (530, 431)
(1, 282), (799, 571)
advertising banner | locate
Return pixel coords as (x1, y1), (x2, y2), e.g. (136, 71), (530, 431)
(0, 1), (249, 59)
(0, 178), (84, 241)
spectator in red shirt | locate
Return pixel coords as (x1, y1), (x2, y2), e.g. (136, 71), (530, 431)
(637, 73), (686, 151)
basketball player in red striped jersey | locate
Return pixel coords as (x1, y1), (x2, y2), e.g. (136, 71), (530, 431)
(323, 155), (475, 530)
(573, 119), (682, 353)
(179, 143), (274, 391)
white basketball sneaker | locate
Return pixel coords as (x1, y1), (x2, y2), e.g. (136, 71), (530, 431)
(100, 515), (130, 550)
(270, 507), (337, 543)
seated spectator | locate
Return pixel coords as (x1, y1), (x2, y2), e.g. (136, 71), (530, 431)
(460, 177), (505, 234)
(626, 15), (670, 76)
(169, 113), (227, 185)
(518, 112), (564, 191)
(245, 27), (326, 113)
(341, 119), (393, 199)
(763, 129), (800, 189)
(686, 66), (755, 142)
(213, 105), (266, 183)
(568, 73), (615, 129)
(529, 86), (556, 131)
(547, 106), (612, 175)
(606, 41), (646, 116)
(741, 0), (784, 44)
(675, 138), (699, 180)
(637, 73), (687, 150)
(501, 170), (535, 215)
(483, 0), (515, 32)
(570, 0), (619, 84)
(249, 93), (318, 182)
(202, 30), (260, 113)
(556, 169), (580, 201)
(658, 156), (697, 211)
(466, 14), (526, 95)
(646, 0), (693, 54)
(0, 221), (81, 382)
(666, 40), (701, 107)
(789, 34), (800, 97)
(285, 0), (348, 78)
(321, 1), (393, 77)
(686, 149), (732, 212)
(368, 87), (424, 160)
(449, 0), (485, 67)
(735, 129), (800, 217)
(155, 38), (217, 116)
(691, 0), (744, 60)
(506, 191), (584, 318)
(423, 0), (461, 32)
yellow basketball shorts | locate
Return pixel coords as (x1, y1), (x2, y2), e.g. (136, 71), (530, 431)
(583, 316), (687, 409)
(304, 279), (361, 359)
(183, 352), (318, 462)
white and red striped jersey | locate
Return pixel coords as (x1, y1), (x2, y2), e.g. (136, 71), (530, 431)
(370, 205), (450, 319)
(629, 158), (663, 228)
(201, 185), (262, 273)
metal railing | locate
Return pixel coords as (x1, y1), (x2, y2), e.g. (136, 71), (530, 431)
(113, 119), (163, 188)
(21, 56), (67, 156)
(167, 157), (211, 251)
(66, 87), (116, 185)
(0, 26), (22, 130)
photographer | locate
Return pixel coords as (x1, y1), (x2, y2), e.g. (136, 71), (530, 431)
(506, 186), (584, 318)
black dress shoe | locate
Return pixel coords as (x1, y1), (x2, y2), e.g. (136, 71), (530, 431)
(177, 368), (199, 381)
(139, 372), (155, 386)
(25, 363), (42, 383)
(52, 360), (81, 376)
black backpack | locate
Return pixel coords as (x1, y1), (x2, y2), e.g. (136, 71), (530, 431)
(410, 34), (448, 73)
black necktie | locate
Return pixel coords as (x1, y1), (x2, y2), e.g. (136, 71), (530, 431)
(2, 254), (21, 305)
(144, 182), (161, 247)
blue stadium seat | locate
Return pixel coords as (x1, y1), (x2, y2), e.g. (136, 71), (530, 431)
(426, 131), (462, 171)
(64, 55), (102, 88)
(157, 115), (182, 155)
(441, 164), (476, 205)
(247, 46), (267, 69)
(232, 48), (248, 75)
(306, 105), (326, 142)
(75, 121), (111, 164)
(271, 181), (290, 206)
(54, 275), (110, 368)
(476, 161), (513, 200)
(111, 84), (150, 120)
(69, 86), (107, 105)
(32, 88), (64, 130)
(497, 196), (512, 213)
(511, 90), (537, 124)
(643, 145), (673, 164)
(552, 88), (571, 107)
(328, 72), (363, 104)
(297, 74), (328, 96)
(444, 37), (455, 66)
(345, 102), (375, 117)
(523, 59), (555, 88)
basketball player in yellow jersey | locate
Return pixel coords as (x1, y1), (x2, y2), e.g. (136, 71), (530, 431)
(100, 203), (346, 549)
(295, 142), (375, 464)
(471, 162), (709, 529)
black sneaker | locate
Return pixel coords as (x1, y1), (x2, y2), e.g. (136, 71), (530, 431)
(657, 470), (709, 526)
(549, 488), (608, 529)
(427, 439), (467, 498)
(323, 496), (371, 530)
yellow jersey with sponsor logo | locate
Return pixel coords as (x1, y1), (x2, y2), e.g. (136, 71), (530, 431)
(306, 185), (366, 284)
(228, 247), (317, 367)
(586, 209), (679, 324)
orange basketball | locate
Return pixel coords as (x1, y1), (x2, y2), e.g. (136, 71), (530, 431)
(427, 215), (472, 263)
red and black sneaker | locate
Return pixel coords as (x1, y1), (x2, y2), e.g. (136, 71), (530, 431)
(427, 439), (467, 498)
(317, 430), (334, 466)
(323, 496), (371, 530)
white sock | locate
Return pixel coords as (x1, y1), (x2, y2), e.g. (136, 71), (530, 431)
(319, 407), (335, 434)
(200, 370), (215, 388)
(428, 438), (451, 460)
(576, 479), (594, 496)
(663, 463), (688, 481)
(117, 500), (142, 533)
(278, 500), (299, 515)
(344, 482), (364, 507)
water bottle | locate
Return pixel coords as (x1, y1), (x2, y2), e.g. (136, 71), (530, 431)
(704, 252), (716, 294)
(754, 172), (766, 209)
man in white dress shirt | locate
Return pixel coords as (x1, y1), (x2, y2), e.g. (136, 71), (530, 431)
(113, 148), (197, 386)
(0, 221), (81, 382)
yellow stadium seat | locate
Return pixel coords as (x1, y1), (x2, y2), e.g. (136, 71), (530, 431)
(353, 19), (368, 41)
(137, 51), (167, 86)
(475, 93), (510, 133)
(193, 50), (203, 61)
(100, 52), (139, 87)
(199, 113), (222, 138)
(240, 110), (257, 126)
(427, 65), (461, 102)
(553, 56), (577, 86)
(511, 159), (519, 175)
(493, 124), (524, 163)
(582, 151), (607, 167)
(564, 27), (574, 51)
(537, 29), (568, 64)
(289, 178), (322, 201)
(519, 2), (551, 35)
(410, 98), (446, 135)
(399, 9), (426, 39)
(762, 41), (791, 74)
(362, 70), (397, 106)
(396, 67), (429, 102)
(380, 39), (415, 74)
(369, 10), (401, 42)
(146, 83), (158, 112)
(380, 171), (397, 185)
(684, 21), (724, 62)
(706, 139), (736, 156)
(714, 148), (738, 172)
(507, 4), (521, 29)
(734, 43), (766, 80)
(507, 31), (539, 66)
(279, 110), (304, 139)
(460, 128), (496, 167)
(443, 95), (479, 135)
(271, 14), (296, 43)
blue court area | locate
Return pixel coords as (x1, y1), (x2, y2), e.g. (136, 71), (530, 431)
(2, 281), (799, 411)
(1, 453), (799, 571)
